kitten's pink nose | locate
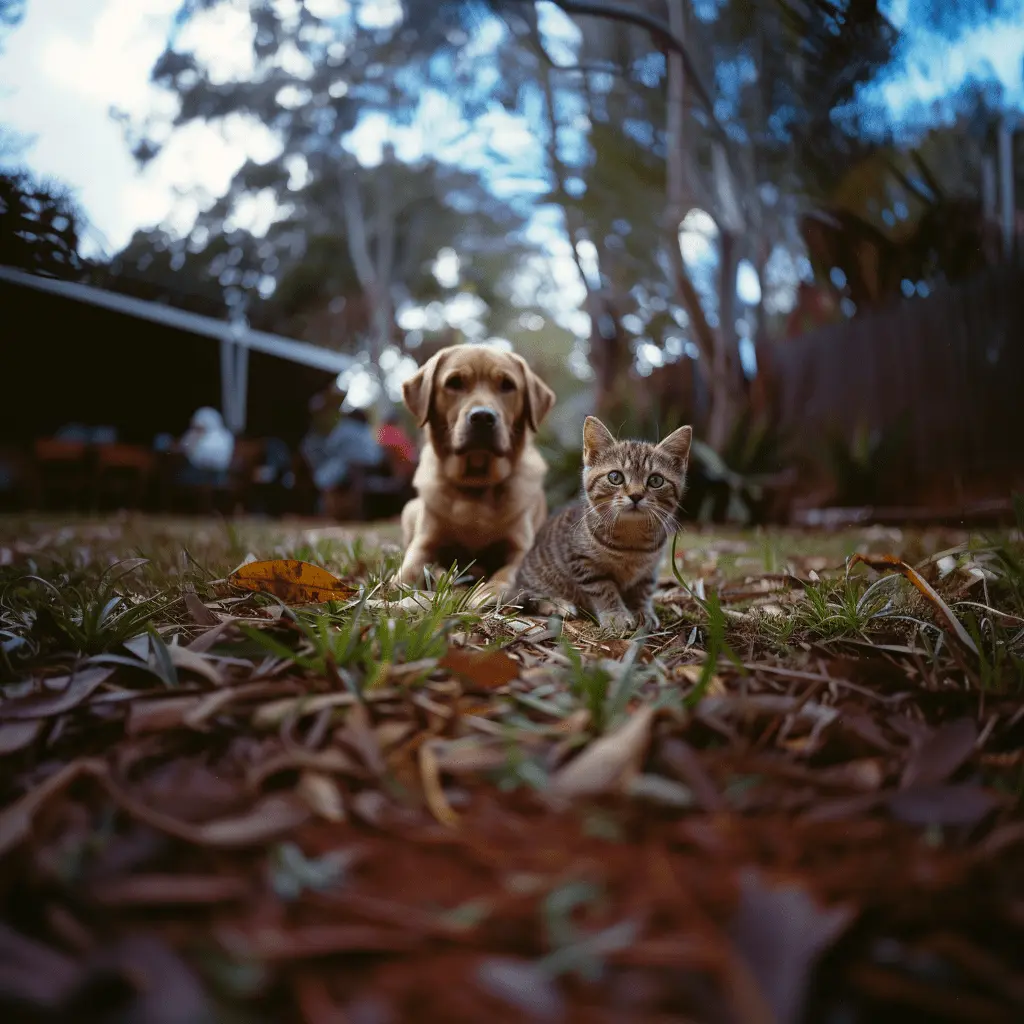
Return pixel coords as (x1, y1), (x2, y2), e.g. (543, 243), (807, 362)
(628, 492), (644, 505)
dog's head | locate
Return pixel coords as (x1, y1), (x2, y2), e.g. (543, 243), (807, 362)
(402, 344), (556, 484)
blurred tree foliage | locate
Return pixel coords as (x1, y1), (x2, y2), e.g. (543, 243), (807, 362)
(0, 171), (85, 278)
(0, 0), (24, 34)
(91, 0), (1021, 468)
(106, 0), (548, 380)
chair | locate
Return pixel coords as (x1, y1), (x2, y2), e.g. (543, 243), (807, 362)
(92, 444), (157, 511)
(0, 445), (30, 511)
(225, 438), (267, 514)
(32, 439), (93, 511)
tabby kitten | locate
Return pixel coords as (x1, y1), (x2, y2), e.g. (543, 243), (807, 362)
(514, 416), (692, 632)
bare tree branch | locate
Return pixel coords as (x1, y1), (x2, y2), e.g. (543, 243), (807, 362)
(500, 0), (726, 142)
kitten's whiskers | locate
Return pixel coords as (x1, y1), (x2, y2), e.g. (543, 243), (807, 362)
(571, 499), (613, 538)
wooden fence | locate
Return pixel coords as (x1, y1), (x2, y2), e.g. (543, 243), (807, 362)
(756, 262), (1024, 504)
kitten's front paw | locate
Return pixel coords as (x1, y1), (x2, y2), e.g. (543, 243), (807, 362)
(533, 597), (578, 619)
(598, 610), (638, 633)
(638, 605), (661, 630)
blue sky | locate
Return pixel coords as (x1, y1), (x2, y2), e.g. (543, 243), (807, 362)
(1, 0), (1022, 345)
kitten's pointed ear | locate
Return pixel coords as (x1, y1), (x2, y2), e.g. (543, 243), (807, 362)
(401, 349), (446, 427)
(583, 416), (615, 463)
(657, 425), (693, 467)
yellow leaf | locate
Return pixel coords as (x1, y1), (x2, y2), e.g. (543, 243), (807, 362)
(227, 559), (357, 605)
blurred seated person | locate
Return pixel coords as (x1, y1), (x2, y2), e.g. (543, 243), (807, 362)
(254, 437), (293, 486)
(53, 424), (117, 444)
(307, 408), (386, 492)
(175, 407), (236, 487)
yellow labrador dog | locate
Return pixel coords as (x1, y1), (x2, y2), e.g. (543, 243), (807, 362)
(398, 343), (556, 600)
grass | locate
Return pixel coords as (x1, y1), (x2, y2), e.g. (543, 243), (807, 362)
(3, 513), (1024, 695)
(2, 513), (1024, 1021)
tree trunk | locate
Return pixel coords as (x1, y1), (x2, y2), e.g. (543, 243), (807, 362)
(707, 229), (738, 451)
(664, 0), (737, 448)
(531, 11), (628, 420)
(342, 158), (394, 372)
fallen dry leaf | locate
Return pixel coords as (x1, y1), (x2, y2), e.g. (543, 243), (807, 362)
(101, 776), (312, 849)
(438, 646), (520, 689)
(0, 759), (104, 856)
(476, 957), (565, 1021)
(183, 591), (220, 626)
(297, 770), (346, 822)
(420, 741), (460, 827)
(0, 667), (113, 721)
(548, 705), (657, 801)
(87, 873), (249, 907)
(217, 923), (421, 961)
(848, 553), (979, 654)
(126, 695), (203, 736)
(730, 868), (856, 1024)
(901, 717), (978, 789)
(167, 643), (225, 685)
(0, 719), (42, 755)
(227, 558), (358, 605)
(0, 923), (83, 1009)
(887, 783), (1003, 828)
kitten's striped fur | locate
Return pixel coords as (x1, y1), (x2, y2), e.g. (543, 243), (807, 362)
(513, 416), (692, 632)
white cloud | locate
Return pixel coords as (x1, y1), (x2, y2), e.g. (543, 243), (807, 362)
(0, 0), (279, 254)
(38, 0), (180, 114)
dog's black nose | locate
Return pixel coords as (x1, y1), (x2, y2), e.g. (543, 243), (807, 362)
(468, 407), (497, 427)
(629, 493), (644, 506)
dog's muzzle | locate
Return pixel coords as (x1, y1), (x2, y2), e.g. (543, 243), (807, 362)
(456, 406), (502, 453)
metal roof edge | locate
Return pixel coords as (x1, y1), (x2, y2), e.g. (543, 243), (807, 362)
(0, 264), (353, 375)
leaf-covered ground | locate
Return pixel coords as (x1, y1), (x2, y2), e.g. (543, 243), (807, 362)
(1, 513), (1023, 1024)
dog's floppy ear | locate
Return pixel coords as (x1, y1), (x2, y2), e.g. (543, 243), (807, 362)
(402, 349), (446, 427)
(511, 354), (556, 432)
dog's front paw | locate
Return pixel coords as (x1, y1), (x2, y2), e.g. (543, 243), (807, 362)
(597, 609), (638, 633)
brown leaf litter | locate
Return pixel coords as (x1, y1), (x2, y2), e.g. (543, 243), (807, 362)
(0, 521), (1022, 1023)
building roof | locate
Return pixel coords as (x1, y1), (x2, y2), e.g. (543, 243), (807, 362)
(0, 264), (353, 375)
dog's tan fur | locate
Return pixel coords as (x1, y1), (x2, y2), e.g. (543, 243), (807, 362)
(398, 344), (556, 598)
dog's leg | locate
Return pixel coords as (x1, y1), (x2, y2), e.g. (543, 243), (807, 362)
(396, 499), (434, 587)
(400, 497), (421, 549)
(474, 520), (536, 609)
(398, 542), (433, 587)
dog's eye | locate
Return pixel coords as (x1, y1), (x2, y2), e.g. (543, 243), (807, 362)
(647, 473), (664, 488)
(499, 377), (516, 392)
(607, 470), (625, 485)
(445, 375), (465, 391)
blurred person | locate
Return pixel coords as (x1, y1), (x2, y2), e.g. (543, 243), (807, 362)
(309, 406), (386, 493)
(299, 388), (345, 478)
(257, 437), (293, 485)
(54, 424), (118, 444)
(53, 423), (90, 443)
(178, 407), (235, 487)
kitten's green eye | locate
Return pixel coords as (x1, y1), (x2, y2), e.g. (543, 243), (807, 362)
(647, 473), (665, 488)
(607, 470), (625, 485)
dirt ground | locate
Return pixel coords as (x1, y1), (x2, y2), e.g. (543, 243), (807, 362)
(0, 513), (1022, 1024)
